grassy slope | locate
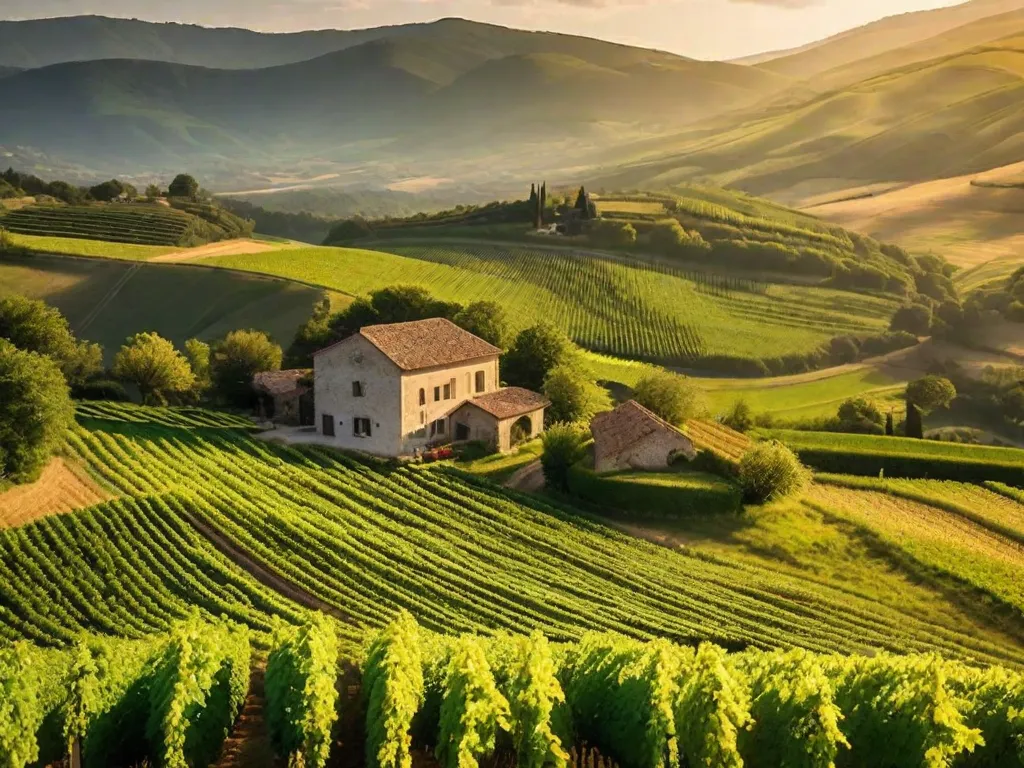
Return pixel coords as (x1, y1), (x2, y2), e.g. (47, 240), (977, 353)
(6, 232), (177, 260)
(805, 161), (1024, 271)
(199, 242), (894, 367)
(0, 252), (321, 363)
(600, 33), (1024, 201)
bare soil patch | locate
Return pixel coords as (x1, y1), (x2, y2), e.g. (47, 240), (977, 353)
(0, 459), (109, 527)
(151, 239), (295, 263)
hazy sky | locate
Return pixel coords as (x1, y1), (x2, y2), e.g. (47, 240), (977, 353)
(1, 0), (965, 59)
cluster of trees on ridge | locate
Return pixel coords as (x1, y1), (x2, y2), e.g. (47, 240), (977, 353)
(0, 294), (286, 486)
(322, 184), (956, 302)
(0, 170), (254, 243)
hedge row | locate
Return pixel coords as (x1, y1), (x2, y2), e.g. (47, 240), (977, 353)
(765, 430), (1024, 484)
(567, 463), (741, 518)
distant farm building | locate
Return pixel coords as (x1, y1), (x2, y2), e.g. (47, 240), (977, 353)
(590, 400), (696, 473)
(253, 369), (314, 426)
(313, 318), (548, 456)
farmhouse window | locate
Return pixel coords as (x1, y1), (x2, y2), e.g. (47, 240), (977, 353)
(419, 388), (426, 406)
(433, 418), (447, 436)
(352, 381), (365, 397)
(353, 418), (372, 437)
(322, 414), (335, 437)
(450, 377), (457, 397)
(475, 371), (485, 393)
(434, 386), (441, 402)
(443, 383), (452, 400)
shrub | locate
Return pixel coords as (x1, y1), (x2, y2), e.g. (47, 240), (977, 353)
(504, 324), (575, 392)
(540, 424), (589, 493)
(71, 379), (130, 402)
(633, 372), (708, 424)
(543, 364), (607, 424)
(211, 330), (283, 408)
(722, 400), (755, 433)
(836, 398), (884, 434)
(737, 442), (809, 504)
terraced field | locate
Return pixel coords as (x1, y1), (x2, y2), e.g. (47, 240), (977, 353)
(19, 410), (1012, 664)
(1, 203), (196, 245)
(201, 242), (896, 368)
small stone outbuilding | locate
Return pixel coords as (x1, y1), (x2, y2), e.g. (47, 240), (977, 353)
(450, 387), (550, 454)
(253, 369), (314, 426)
(590, 400), (696, 473)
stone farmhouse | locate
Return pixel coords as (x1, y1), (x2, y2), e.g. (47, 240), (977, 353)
(313, 318), (549, 456)
(590, 400), (696, 473)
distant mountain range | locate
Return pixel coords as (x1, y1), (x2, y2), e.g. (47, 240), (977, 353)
(1, 1), (1023, 197)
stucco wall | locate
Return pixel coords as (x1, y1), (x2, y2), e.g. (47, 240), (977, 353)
(399, 356), (499, 454)
(595, 430), (694, 473)
(314, 335), (403, 456)
(451, 406), (545, 453)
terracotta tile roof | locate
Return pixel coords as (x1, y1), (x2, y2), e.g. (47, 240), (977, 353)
(252, 369), (311, 396)
(464, 387), (551, 420)
(317, 318), (501, 371)
(591, 400), (694, 460)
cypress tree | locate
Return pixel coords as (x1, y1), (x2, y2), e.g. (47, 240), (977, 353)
(905, 401), (924, 439)
(885, 411), (894, 436)
(540, 182), (547, 223)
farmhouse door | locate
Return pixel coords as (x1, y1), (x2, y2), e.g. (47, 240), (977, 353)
(322, 414), (335, 437)
(455, 422), (471, 441)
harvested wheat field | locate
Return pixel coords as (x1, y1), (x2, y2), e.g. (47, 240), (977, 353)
(0, 458), (110, 527)
(806, 162), (1024, 269)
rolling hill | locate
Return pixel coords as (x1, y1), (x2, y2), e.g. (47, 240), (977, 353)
(750, 0), (1024, 78)
(598, 30), (1024, 202)
(0, 18), (789, 177)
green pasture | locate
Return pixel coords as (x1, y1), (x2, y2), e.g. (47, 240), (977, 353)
(6, 231), (177, 260)
(0, 253), (321, 362)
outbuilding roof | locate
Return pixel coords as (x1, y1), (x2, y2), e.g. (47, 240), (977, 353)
(315, 318), (501, 371)
(252, 369), (311, 396)
(461, 387), (551, 420)
(590, 400), (694, 460)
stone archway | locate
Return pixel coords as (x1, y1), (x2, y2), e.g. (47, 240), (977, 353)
(510, 415), (533, 446)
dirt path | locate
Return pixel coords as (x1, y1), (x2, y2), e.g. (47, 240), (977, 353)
(151, 239), (297, 263)
(503, 460), (545, 492)
(0, 459), (110, 528)
(184, 513), (349, 620)
(215, 667), (279, 768)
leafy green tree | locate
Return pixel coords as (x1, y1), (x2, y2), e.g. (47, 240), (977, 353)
(453, 301), (511, 349)
(589, 220), (637, 248)
(540, 423), (588, 493)
(211, 330), (283, 407)
(0, 295), (101, 385)
(184, 338), (212, 398)
(144, 184), (162, 201)
(323, 217), (373, 244)
(503, 324), (575, 392)
(167, 174), (199, 199)
(633, 372), (708, 424)
(836, 398), (885, 434)
(906, 376), (957, 412)
(0, 295), (77, 362)
(723, 400), (754, 433)
(737, 442), (808, 504)
(285, 297), (334, 368)
(0, 227), (14, 252)
(88, 179), (136, 202)
(112, 333), (195, 405)
(0, 340), (75, 485)
(0, 179), (23, 199)
(542, 364), (606, 424)
(890, 304), (932, 335)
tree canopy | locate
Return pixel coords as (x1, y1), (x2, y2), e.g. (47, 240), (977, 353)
(906, 376), (957, 412)
(113, 333), (195, 405)
(0, 340), (75, 485)
(211, 329), (283, 407)
(168, 173), (199, 199)
(0, 295), (102, 386)
(632, 372), (707, 425)
(542, 363), (607, 424)
(502, 324), (575, 392)
(453, 301), (511, 350)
